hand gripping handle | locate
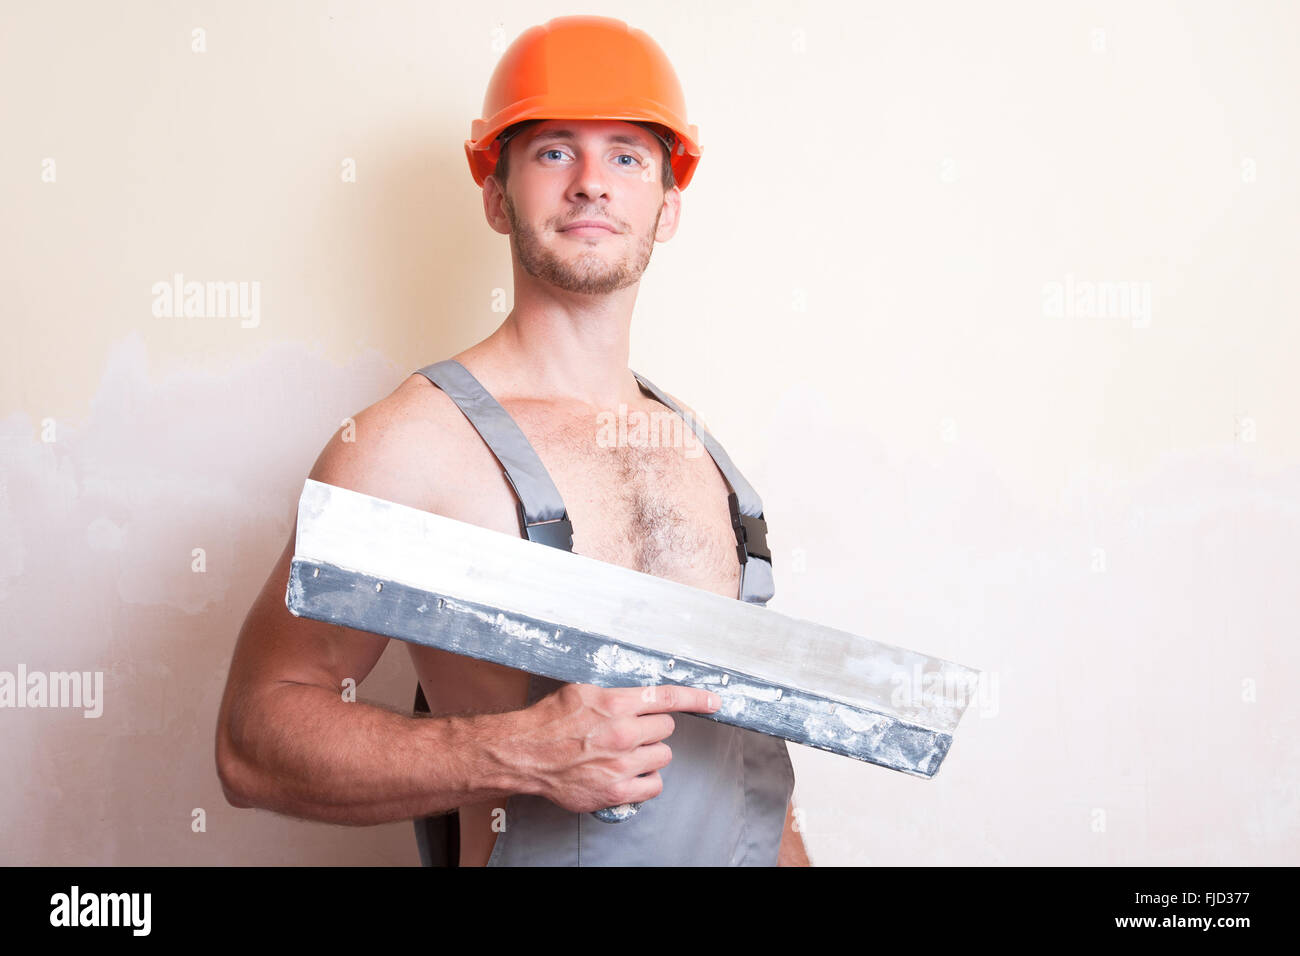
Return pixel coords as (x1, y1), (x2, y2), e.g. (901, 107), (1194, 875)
(591, 771), (654, 822)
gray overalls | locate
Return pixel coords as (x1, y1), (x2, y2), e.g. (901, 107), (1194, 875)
(410, 359), (794, 866)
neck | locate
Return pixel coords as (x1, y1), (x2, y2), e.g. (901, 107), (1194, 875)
(469, 268), (646, 408)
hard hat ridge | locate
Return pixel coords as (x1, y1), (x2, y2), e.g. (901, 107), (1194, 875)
(465, 16), (702, 190)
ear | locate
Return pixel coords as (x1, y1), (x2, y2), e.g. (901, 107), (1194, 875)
(654, 184), (682, 242)
(482, 174), (512, 236)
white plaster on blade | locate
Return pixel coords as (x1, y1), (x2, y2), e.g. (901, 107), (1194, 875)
(294, 477), (982, 726)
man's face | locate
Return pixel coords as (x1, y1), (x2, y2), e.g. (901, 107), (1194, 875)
(488, 119), (680, 295)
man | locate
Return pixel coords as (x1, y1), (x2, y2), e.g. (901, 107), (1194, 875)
(216, 15), (809, 866)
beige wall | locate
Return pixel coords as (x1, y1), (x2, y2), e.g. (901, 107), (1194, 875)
(2, 0), (1296, 864)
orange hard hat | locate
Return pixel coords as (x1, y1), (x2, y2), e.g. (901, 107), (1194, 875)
(465, 16), (702, 190)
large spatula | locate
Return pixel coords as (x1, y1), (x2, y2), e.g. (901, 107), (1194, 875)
(285, 478), (981, 822)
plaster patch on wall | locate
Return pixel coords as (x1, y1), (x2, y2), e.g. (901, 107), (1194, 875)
(0, 472), (25, 602)
(0, 331), (411, 864)
(85, 516), (126, 551)
(1, 332), (401, 614)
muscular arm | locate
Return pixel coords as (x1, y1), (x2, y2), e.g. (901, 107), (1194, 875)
(215, 396), (528, 825)
(216, 535), (528, 825)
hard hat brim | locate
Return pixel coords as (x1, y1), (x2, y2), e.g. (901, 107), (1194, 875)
(465, 100), (702, 191)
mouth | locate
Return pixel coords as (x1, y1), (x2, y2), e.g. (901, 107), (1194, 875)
(558, 220), (618, 237)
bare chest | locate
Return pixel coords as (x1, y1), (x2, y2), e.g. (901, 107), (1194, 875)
(508, 401), (742, 600)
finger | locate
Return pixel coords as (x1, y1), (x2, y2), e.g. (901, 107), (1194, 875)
(630, 741), (673, 776)
(631, 683), (720, 716)
(631, 713), (675, 746)
(617, 769), (663, 805)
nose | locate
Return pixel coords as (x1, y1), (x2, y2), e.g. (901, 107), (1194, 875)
(566, 149), (610, 204)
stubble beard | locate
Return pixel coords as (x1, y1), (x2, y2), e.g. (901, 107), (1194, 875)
(504, 193), (660, 296)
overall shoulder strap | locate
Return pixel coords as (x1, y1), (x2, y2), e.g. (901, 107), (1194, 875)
(631, 369), (775, 604)
(410, 359), (573, 867)
(414, 359), (573, 550)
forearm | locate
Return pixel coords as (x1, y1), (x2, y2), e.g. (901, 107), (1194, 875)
(218, 682), (527, 826)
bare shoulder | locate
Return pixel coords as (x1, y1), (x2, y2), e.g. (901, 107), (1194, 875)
(660, 387), (711, 433)
(304, 370), (484, 516)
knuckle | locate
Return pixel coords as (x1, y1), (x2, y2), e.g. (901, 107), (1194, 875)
(609, 720), (635, 751)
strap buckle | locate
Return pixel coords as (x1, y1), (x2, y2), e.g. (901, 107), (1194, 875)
(524, 513), (574, 551)
(728, 492), (770, 564)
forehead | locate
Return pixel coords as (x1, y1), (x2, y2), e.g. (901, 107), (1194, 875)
(522, 119), (657, 150)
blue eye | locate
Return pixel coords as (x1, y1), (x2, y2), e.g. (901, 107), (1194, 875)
(537, 148), (644, 168)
